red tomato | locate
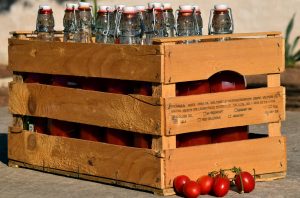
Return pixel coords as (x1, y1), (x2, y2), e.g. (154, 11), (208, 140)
(234, 171), (255, 193)
(213, 176), (230, 197)
(183, 181), (201, 198)
(197, 175), (214, 195)
(173, 175), (191, 195)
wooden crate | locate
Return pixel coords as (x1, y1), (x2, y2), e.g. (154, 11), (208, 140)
(8, 31), (286, 196)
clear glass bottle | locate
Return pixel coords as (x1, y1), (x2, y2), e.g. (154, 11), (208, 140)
(177, 5), (196, 44)
(113, 4), (126, 43)
(74, 2), (93, 43)
(95, 5), (114, 43)
(50, 75), (80, 138)
(176, 80), (212, 147)
(192, 5), (203, 35)
(36, 5), (55, 41)
(119, 6), (140, 44)
(63, 3), (79, 42)
(208, 4), (234, 35)
(144, 2), (164, 44)
(162, 3), (175, 37)
(208, 5), (248, 143)
(136, 5), (146, 45)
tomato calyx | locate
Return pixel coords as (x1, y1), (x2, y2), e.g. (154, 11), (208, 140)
(232, 167), (245, 193)
(232, 167), (256, 194)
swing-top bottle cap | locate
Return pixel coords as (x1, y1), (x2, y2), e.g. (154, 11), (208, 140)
(98, 5), (113, 12)
(39, 5), (52, 10)
(192, 5), (200, 11)
(66, 3), (78, 10)
(115, 4), (126, 10)
(79, 2), (91, 8)
(162, 3), (172, 10)
(148, 2), (162, 9)
(179, 5), (193, 12)
(123, 6), (137, 14)
(135, 5), (146, 11)
(214, 4), (229, 11)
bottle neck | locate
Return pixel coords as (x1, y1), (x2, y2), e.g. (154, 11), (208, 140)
(122, 13), (137, 18)
(79, 7), (91, 11)
(179, 11), (193, 16)
(214, 10), (229, 14)
(65, 9), (78, 12)
(39, 10), (53, 14)
(163, 8), (173, 12)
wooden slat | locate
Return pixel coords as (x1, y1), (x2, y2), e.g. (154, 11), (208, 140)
(164, 136), (286, 188)
(153, 31), (281, 43)
(165, 87), (285, 135)
(9, 83), (163, 135)
(9, 31), (63, 35)
(268, 74), (281, 87)
(8, 39), (163, 82)
(164, 37), (284, 83)
(268, 122), (282, 137)
(8, 131), (163, 188)
(152, 84), (176, 150)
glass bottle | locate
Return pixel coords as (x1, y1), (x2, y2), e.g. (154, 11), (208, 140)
(192, 5), (203, 35)
(74, 2), (93, 43)
(208, 4), (234, 35)
(144, 2), (164, 44)
(79, 76), (105, 142)
(113, 4), (126, 44)
(95, 5), (114, 43)
(136, 5), (146, 45)
(176, 5), (196, 44)
(105, 79), (133, 146)
(176, 80), (211, 147)
(208, 4), (248, 143)
(162, 3), (175, 37)
(209, 71), (249, 143)
(49, 75), (80, 138)
(23, 72), (50, 134)
(119, 6), (140, 44)
(63, 3), (79, 42)
(36, 5), (55, 41)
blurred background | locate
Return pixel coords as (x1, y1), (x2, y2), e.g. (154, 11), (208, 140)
(0, 0), (299, 110)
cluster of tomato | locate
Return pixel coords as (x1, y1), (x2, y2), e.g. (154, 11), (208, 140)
(173, 167), (255, 198)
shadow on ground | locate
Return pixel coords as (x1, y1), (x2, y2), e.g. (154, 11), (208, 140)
(0, 133), (8, 164)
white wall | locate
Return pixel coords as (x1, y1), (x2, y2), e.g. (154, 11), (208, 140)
(0, 0), (299, 64)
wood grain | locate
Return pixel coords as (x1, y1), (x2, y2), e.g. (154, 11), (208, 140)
(268, 74), (281, 87)
(8, 131), (163, 188)
(152, 31), (281, 43)
(164, 37), (284, 83)
(268, 122), (282, 137)
(165, 87), (285, 135)
(164, 136), (287, 188)
(8, 39), (163, 82)
(152, 84), (176, 150)
(9, 83), (163, 135)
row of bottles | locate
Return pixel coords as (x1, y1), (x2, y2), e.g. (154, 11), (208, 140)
(29, 2), (248, 148)
(23, 74), (152, 148)
(23, 118), (152, 148)
(23, 71), (248, 148)
(37, 2), (234, 44)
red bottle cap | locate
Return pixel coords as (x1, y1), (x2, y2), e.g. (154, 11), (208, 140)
(38, 5), (53, 14)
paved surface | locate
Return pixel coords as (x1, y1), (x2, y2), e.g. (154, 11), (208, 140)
(0, 106), (299, 198)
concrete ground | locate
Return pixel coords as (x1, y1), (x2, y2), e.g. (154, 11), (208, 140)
(0, 106), (299, 198)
